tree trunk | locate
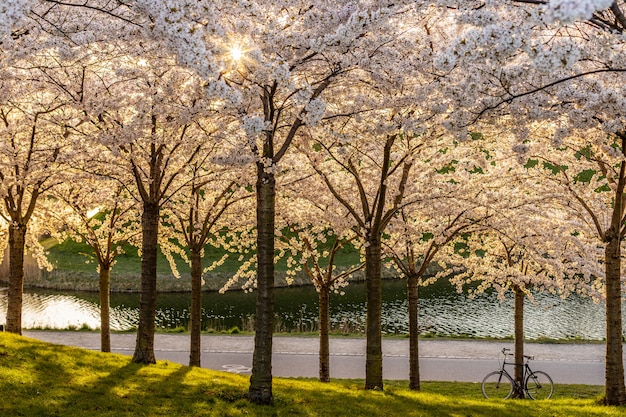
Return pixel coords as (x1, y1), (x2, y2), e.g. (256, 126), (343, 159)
(132, 201), (159, 364)
(6, 223), (27, 334)
(99, 265), (111, 353)
(189, 247), (203, 367)
(604, 230), (626, 405)
(248, 167), (275, 405)
(319, 286), (331, 382)
(512, 285), (525, 398)
(604, 146), (626, 406)
(364, 236), (383, 390)
(407, 273), (420, 390)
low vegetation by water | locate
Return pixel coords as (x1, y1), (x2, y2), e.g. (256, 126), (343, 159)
(0, 332), (622, 416)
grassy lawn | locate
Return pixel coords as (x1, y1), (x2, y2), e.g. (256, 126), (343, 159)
(43, 238), (234, 276)
(31, 237), (365, 292)
(0, 332), (622, 417)
(43, 236), (362, 276)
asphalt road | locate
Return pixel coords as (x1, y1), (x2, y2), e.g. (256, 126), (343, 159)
(23, 331), (613, 385)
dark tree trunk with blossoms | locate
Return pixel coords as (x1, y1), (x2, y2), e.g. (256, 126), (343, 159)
(99, 265), (112, 353)
(513, 285), (525, 399)
(189, 247), (203, 367)
(133, 200), (160, 364)
(6, 223), (27, 334)
(248, 161), (276, 404)
(603, 133), (626, 405)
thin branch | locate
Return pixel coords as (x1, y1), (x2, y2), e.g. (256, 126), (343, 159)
(40, 0), (142, 27)
(474, 68), (626, 122)
(274, 67), (340, 162)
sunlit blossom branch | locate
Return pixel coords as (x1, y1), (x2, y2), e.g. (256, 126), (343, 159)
(472, 68), (626, 123)
(533, 154), (606, 239)
(309, 162), (366, 231)
(39, 0), (141, 27)
(274, 72), (338, 163)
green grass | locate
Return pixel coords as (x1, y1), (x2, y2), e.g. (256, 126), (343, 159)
(44, 238), (196, 276)
(0, 332), (622, 416)
(35, 236), (364, 292)
(44, 236), (362, 277)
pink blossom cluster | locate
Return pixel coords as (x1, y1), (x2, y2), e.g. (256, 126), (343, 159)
(547, 0), (614, 23)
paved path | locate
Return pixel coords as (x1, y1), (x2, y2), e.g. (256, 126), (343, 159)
(23, 331), (613, 385)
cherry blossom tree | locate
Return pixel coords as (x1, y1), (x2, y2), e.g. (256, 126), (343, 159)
(384, 162), (490, 390)
(48, 174), (139, 352)
(161, 152), (254, 367)
(515, 127), (626, 401)
(434, 0), (626, 405)
(292, 228), (363, 383)
(0, 1), (144, 336)
(450, 221), (579, 398)
(133, 0), (420, 403)
(276, 183), (364, 382)
(66, 46), (214, 364)
(0, 62), (70, 334)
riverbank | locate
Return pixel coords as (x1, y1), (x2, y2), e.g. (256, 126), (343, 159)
(0, 264), (417, 293)
(0, 237), (441, 292)
(0, 268), (386, 292)
(15, 268), (313, 292)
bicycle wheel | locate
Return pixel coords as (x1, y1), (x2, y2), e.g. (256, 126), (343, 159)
(482, 371), (514, 399)
(525, 371), (554, 400)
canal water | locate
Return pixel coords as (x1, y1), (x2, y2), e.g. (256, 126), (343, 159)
(0, 279), (611, 340)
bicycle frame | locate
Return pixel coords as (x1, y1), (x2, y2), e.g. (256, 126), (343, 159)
(501, 351), (535, 385)
(481, 348), (554, 400)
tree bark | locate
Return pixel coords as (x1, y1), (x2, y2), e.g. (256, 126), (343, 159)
(603, 143), (626, 406)
(407, 273), (420, 390)
(512, 285), (525, 398)
(248, 167), (275, 405)
(604, 229), (626, 405)
(364, 236), (383, 390)
(6, 223), (27, 334)
(189, 247), (203, 367)
(99, 265), (111, 353)
(319, 286), (331, 382)
(132, 201), (159, 364)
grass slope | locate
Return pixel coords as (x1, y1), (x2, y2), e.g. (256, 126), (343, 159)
(44, 237), (362, 277)
(0, 333), (622, 416)
(31, 237), (364, 292)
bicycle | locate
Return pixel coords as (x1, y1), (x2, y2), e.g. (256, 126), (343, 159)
(481, 347), (554, 400)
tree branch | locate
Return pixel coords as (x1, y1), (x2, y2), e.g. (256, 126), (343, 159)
(40, 0), (142, 27)
(474, 68), (626, 122)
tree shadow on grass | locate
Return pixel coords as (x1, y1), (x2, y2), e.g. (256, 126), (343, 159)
(0, 334), (77, 416)
(2, 334), (619, 417)
(0, 333), (251, 416)
(271, 379), (617, 417)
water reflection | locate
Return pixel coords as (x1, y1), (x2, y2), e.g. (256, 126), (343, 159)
(0, 288), (138, 331)
(0, 280), (610, 340)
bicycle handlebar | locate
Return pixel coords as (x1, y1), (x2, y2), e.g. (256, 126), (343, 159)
(500, 348), (534, 361)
